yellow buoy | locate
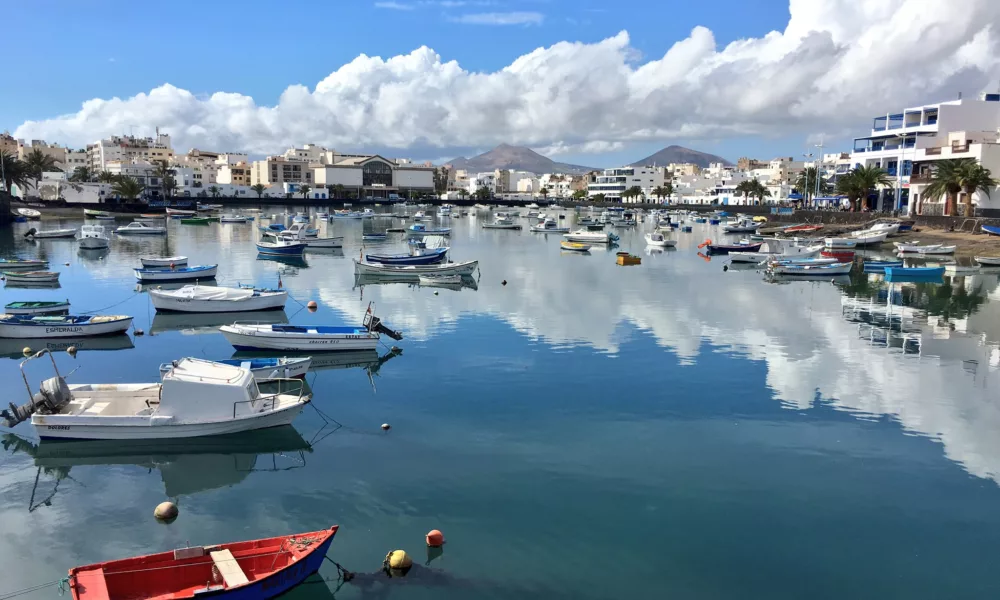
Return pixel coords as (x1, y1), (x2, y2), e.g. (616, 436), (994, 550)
(66, 346), (78, 356)
(154, 501), (178, 522)
(22, 347), (32, 356)
(386, 550), (412, 570)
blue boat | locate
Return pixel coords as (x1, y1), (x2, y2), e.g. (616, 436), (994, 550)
(709, 218), (721, 225)
(407, 224), (451, 236)
(261, 224), (287, 233)
(134, 264), (219, 282)
(885, 266), (945, 282)
(694, 218), (707, 223)
(256, 239), (307, 256)
(863, 260), (904, 273)
(983, 225), (1000, 236)
(366, 247), (448, 265)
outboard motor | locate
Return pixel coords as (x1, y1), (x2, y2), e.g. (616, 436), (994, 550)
(23, 227), (37, 238)
(2, 376), (72, 428)
(363, 303), (403, 341)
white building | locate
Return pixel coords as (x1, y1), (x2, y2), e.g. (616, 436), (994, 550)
(88, 132), (174, 171)
(849, 93), (1000, 212)
(64, 149), (88, 175)
(313, 155), (434, 199)
(587, 166), (666, 202)
(909, 129), (1000, 216)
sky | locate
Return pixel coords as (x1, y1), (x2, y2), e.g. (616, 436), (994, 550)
(5, 0), (1000, 168)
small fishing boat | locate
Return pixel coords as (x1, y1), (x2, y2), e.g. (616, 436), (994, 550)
(482, 218), (522, 230)
(869, 222), (901, 236)
(149, 285), (288, 313)
(331, 210), (364, 219)
(862, 260), (904, 273)
(63, 525), (337, 598)
(362, 233), (388, 242)
(0, 258), (49, 271)
(78, 225), (110, 249)
(784, 224), (824, 233)
(95, 215), (116, 221)
(698, 239), (763, 255)
(221, 305), (401, 351)
(140, 256), (188, 268)
(407, 223), (451, 236)
(160, 356), (311, 380)
(220, 214), (252, 223)
(944, 264), (980, 274)
(83, 209), (111, 218)
(982, 225), (1000, 236)
(197, 203), (224, 211)
(139, 213), (166, 219)
(530, 219), (570, 233)
(0, 314), (132, 338)
(365, 247), (448, 266)
(766, 257), (839, 266)
(256, 238), (307, 257)
(723, 219), (759, 234)
(851, 230), (888, 246)
(134, 265), (219, 282)
(268, 223), (341, 249)
(824, 238), (857, 249)
(4, 300), (70, 315)
(25, 227), (77, 239)
(884, 266), (945, 281)
(2, 354), (310, 440)
(292, 215), (309, 223)
(353, 259), (478, 278)
(116, 221), (167, 235)
(16, 208), (41, 219)
(419, 274), (463, 286)
(563, 230), (618, 244)
(894, 241), (936, 253)
(3, 271), (60, 284)
(974, 256), (1000, 266)
(165, 207), (197, 216)
(181, 217), (211, 225)
(644, 232), (677, 248)
(560, 241), (590, 253)
(770, 262), (853, 276)
(914, 245), (956, 255)
(821, 249), (856, 262)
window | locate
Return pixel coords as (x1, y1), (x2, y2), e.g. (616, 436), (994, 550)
(362, 161), (393, 187)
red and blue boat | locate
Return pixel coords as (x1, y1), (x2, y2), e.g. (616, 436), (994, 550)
(365, 246), (448, 265)
(68, 526), (338, 599)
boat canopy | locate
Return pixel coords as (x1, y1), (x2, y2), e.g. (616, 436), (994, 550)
(159, 358), (256, 420)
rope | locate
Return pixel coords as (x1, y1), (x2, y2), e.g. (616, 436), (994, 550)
(79, 291), (141, 315)
(0, 578), (66, 600)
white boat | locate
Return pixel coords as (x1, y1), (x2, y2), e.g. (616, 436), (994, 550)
(644, 232), (677, 248)
(824, 238), (858, 249)
(140, 256), (188, 268)
(563, 230), (618, 244)
(3, 300), (71, 315)
(165, 208), (197, 216)
(0, 314), (132, 338)
(16, 208), (41, 219)
(482, 218), (521, 230)
(974, 256), (1000, 266)
(412, 211), (429, 221)
(353, 259), (479, 278)
(1, 353), (310, 440)
(149, 285), (288, 313)
(894, 242), (937, 253)
(437, 205), (453, 217)
(530, 219), (570, 233)
(3, 271), (60, 284)
(116, 221), (167, 235)
(134, 265), (218, 282)
(77, 225), (110, 249)
(766, 256), (839, 266)
(943, 264), (979, 274)
(915, 245), (956, 255)
(220, 215), (252, 223)
(25, 227), (77, 239)
(159, 356), (311, 381)
(869, 222), (901, 236)
(723, 219), (759, 234)
(418, 274), (463, 286)
(770, 262), (853, 276)
(272, 222), (342, 248)
(220, 306), (401, 352)
(852, 231), (888, 246)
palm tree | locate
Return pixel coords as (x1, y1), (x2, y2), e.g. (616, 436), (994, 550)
(794, 167), (817, 204)
(333, 184), (345, 199)
(111, 176), (144, 200)
(251, 183), (266, 198)
(23, 148), (60, 181)
(571, 189), (587, 200)
(957, 159), (998, 217)
(207, 185), (221, 198)
(592, 193), (606, 203)
(70, 165), (93, 182)
(539, 187), (549, 201)
(750, 179), (771, 205)
(623, 185), (644, 203)
(924, 160), (965, 216)
(837, 165), (892, 211)
(457, 189), (468, 201)
(1, 150), (33, 193)
(97, 170), (116, 183)
(299, 184), (311, 199)
(735, 180), (753, 204)
(474, 185), (491, 202)
(153, 160), (175, 199)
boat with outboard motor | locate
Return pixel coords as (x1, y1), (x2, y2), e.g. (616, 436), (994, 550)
(220, 304), (402, 351)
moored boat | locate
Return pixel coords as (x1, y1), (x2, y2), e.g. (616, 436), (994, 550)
(16, 208), (41, 219)
(256, 238), (307, 256)
(25, 227), (77, 239)
(419, 274), (463, 286)
(0, 258), (49, 271)
(784, 224), (824, 233)
(269, 223), (342, 248)
(769, 262), (853, 276)
(407, 223), (451, 236)
(165, 207), (197, 216)
(851, 230), (888, 246)
(149, 285), (288, 313)
(982, 225), (1000, 236)
(4, 300), (71, 315)
(563, 230), (618, 244)
(220, 214), (252, 223)
(181, 217), (211, 225)
(885, 266), (945, 281)
(824, 237), (857, 249)
(365, 247), (448, 266)
(944, 264), (980, 274)
(160, 356), (311, 380)
(78, 225), (110, 249)
(560, 241), (590, 252)
(914, 244), (956, 255)
(974, 255), (1000, 266)
(140, 256), (188, 268)
(220, 305), (402, 351)
(698, 239), (763, 255)
(530, 219), (570, 233)
(116, 221), (167, 235)
(821, 249), (855, 262)
(482, 218), (522, 230)
(134, 265), (218, 282)
(0, 314), (132, 338)
(353, 259), (478, 278)
(644, 232), (676, 248)
(3, 271), (60, 284)
(894, 241), (936, 253)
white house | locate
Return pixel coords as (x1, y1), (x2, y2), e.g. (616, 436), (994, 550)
(908, 130), (1000, 216)
(587, 166), (667, 202)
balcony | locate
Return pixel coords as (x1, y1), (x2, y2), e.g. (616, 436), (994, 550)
(951, 143), (970, 153)
(925, 147), (941, 155)
(909, 172), (932, 184)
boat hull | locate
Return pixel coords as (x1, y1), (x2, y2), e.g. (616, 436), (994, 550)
(3, 272), (60, 283)
(221, 328), (380, 352)
(150, 292), (287, 313)
(982, 225), (1000, 236)
(974, 256), (1000, 266)
(134, 266), (218, 282)
(141, 256), (189, 267)
(0, 317), (132, 338)
(353, 259), (478, 278)
(707, 243), (762, 255)
(78, 238), (109, 249)
(36, 402), (305, 440)
(4, 301), (71, 315)
(365, 249), (447, 265)
(256, 243), (306, 256)
(29, 229), (77, 239)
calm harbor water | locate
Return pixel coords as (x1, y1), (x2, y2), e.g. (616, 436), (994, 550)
(1, 208), (1000, 599)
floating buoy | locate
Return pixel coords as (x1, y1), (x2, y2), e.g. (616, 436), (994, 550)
(386, 550), (412, 570)
(169, 263), (175, 269)
(66, 346), (77, 357)
(501, 280), (507, 286)
(154, 501), (178, 522)
(381, 423), (391, 431)
(425, 530), (445, 548)
(22, 346), (32, 356)
(723, 265), (729, 272)
(134, 329), (144, 336)
(64, 262), (70, 266)
(307, 300), (318, 310)
(433, 291), (439, 296)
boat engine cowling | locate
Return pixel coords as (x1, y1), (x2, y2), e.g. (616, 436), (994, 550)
(0, 376), (72, 428)
(23, 228), (37, 238)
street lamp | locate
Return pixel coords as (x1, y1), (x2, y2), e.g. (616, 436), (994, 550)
(802, 152), (813, 206)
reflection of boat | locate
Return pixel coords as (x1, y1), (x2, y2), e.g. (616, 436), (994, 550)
(234, 349), (388, 373)
(161, 356), (311, 380)
(4, 300), (70, 315)
(84, 209), (111, 218)
(770, 262), (852, 276)
(16, 208), (41, 219)
(151, 310), (288, 335)
(0, 334), (133, 359)
(353, 273), (479, 291)
(974, 256), (1000, 266)
(644, 232), (676, 248)
(141, 256), (188, 268)
(256, 254), (309, 268)
(419, 274), (462, 286)
(885, 266), (945, 282)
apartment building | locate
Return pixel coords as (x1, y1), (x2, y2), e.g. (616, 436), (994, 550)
(587, 166), (667, 202)
(88, 132), (174, 171)
(250, 157), (313, 186)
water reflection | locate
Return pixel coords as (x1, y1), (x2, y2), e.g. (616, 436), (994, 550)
(0, 335), (134, 359)
(150, 310), (288, 335)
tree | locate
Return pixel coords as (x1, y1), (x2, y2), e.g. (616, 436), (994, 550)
(457, 188), (468, 201)
(735, 180), (753, 204)
(432, 167), (449, 193)
(749, 179), (771, 204)
(592, 193), (606, 203)
(622, 185), (644, 202)
(539, 186), (550, 200)
(70, 165), (93, 182)
(23, 148), (60, 181)
(957, 159), (998, 217)
(97, 170), (117, 183)
(299, 184), (311, 199)
(794, 167), (831, 203)
(837, 165), (891, 211)
(207, 185), (221, 198)
(111, 175), (144, 200)
(1, 151), (33, 193)
(571, 189), (587, 200)
(473, 185), (491, 202)
(251, 183), (266, 198)
(153, 160), (175, 198)
(333, 184), (345, 199)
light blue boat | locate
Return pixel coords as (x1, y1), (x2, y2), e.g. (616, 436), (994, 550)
(863, 260), (904, 273)
(407, 224), (451, 236)
(884, 266), (945, 282)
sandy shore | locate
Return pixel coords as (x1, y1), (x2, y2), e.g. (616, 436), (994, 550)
(788, 223), (1000, 259)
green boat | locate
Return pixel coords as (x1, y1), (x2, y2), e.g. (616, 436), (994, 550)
(4, 300), (70, 315)
(180, 217), (211, 225)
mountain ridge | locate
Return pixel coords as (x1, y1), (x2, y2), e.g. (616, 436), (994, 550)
(444, 144), (597, 175)
(629, 145), (732, 168)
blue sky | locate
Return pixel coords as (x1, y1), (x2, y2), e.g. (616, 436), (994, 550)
(7, 1), (996, 167)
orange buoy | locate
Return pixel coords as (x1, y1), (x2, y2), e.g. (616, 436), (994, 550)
(307, 300), (318, 310)
(697, 239), (712, 249)
(425, 530), (445, 548)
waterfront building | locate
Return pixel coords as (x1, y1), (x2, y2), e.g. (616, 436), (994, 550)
(216, 162), (251, 186)
(250, 156), (313, 186)
(312, 154), (433, 199)
(587, 166), (666, 202)
(0, 132), (17, 156)
(88, 132), (174, 171)
(668, 163), (702, 177)
(16, 140), (69, 171)
(908, 129), (1000, 216)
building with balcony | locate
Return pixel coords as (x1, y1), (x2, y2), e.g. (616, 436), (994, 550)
(587, 167), (666, 202)
(849, 94), (1000, 212)
(87, 132), (174, 171)
(907, 130), (1000, 216)
(16, 140), (69, 171)
(216, 162), (251, 186)
(250, 157), (313, 186)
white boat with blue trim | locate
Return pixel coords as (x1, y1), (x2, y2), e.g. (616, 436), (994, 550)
(134, 264), (218, 282)
(159, 356), (311, 380)
(0, 314), (133, 338)
(220, 305), (402, 351)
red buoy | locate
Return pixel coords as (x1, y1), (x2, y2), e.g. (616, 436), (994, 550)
(425, 529), (445, 548)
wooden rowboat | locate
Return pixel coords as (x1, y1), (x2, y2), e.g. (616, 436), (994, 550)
(67, 526), (338, 600)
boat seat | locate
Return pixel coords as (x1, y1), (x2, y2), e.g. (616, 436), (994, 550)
(210, 549), (249, 587)
(73, 568), (109, 599)
(82, 401), (110, 415)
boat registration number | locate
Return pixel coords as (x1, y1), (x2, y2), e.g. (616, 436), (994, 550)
(46, 425), (71, 430)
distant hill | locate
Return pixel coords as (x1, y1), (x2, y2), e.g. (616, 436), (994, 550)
(629, 145), (732, 168)
(444, 144), (597, 175)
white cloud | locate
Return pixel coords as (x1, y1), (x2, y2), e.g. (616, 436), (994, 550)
(13, 0), (1000, 158)
(374, 1), (413, 9)
(448, 11), (544, 25)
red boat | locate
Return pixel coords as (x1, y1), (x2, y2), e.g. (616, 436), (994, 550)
(68, 526), (338, 600)
(785, 224), (824, 233)
(821, 249), (855, 263)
